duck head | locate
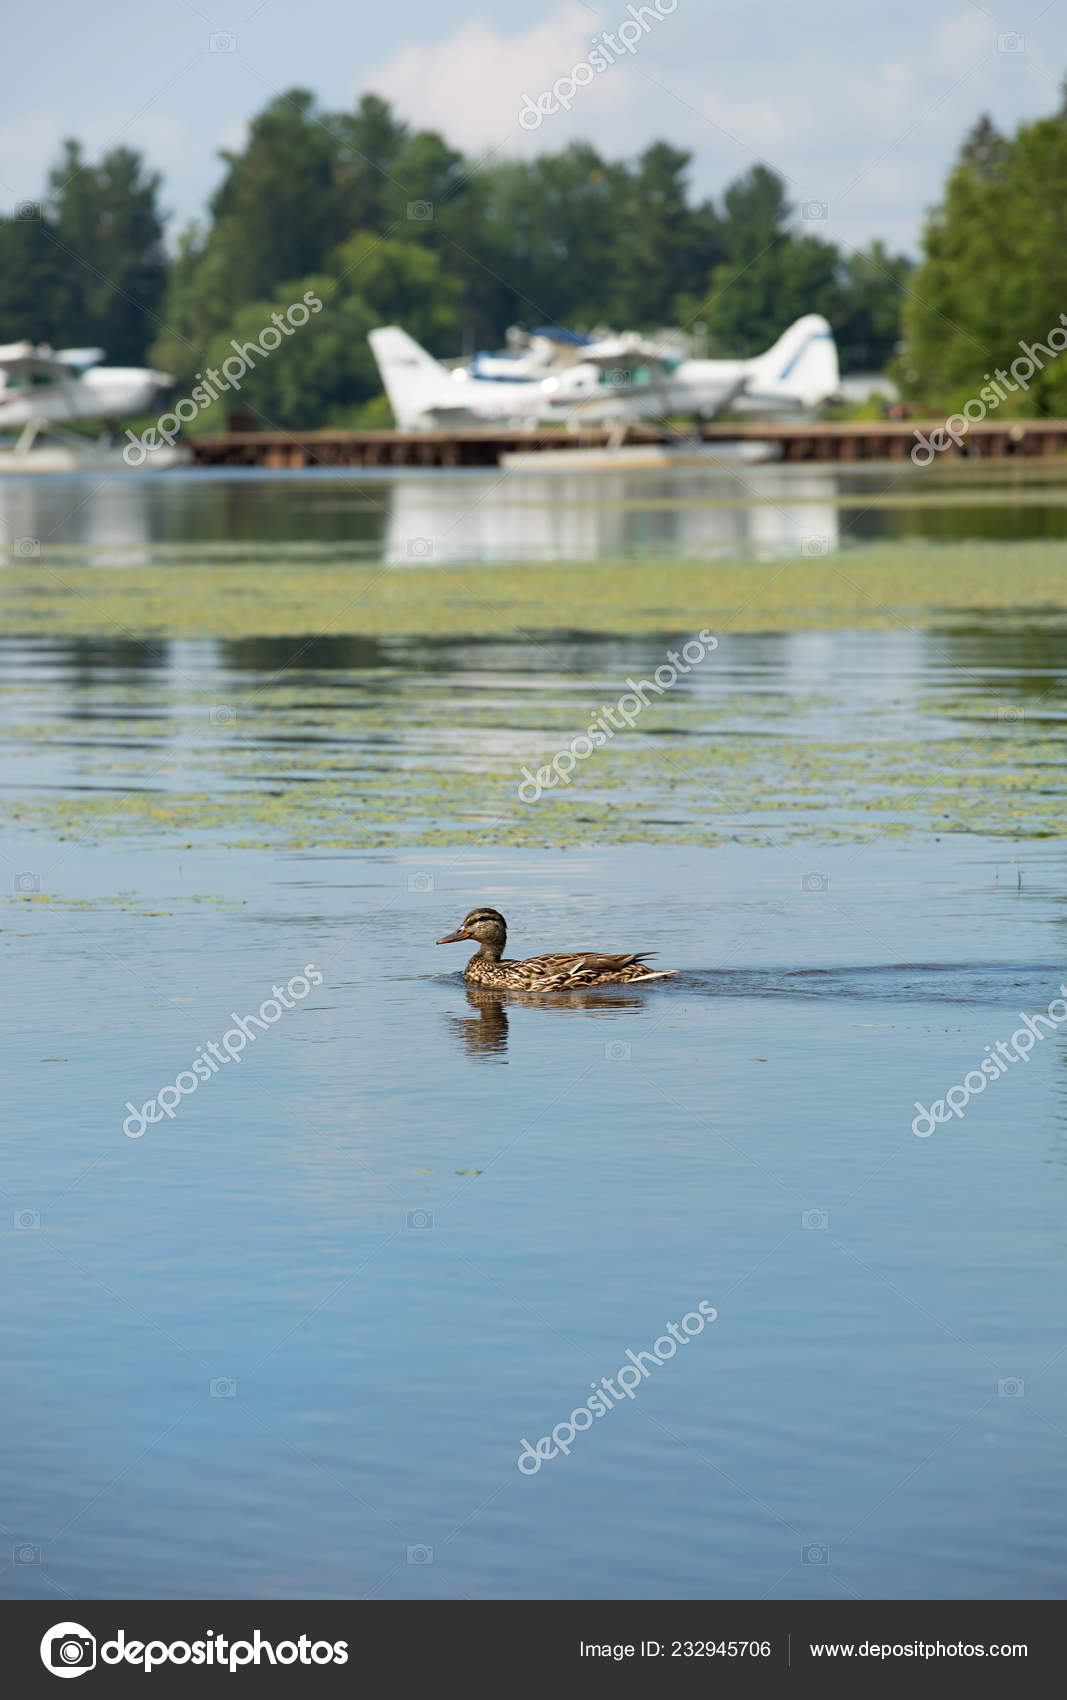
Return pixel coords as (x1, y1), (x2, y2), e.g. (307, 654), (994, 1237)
(437, 907), (507, 959)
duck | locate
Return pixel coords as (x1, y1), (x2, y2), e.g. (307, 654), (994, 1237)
(436, 907), (676, 991)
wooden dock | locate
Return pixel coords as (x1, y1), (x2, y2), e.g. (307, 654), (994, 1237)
(188, 418), (1067, 470)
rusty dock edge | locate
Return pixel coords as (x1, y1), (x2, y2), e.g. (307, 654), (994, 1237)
(188, 419), (1067, 470)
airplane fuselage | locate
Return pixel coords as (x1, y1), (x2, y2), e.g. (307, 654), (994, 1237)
(0, 367), (168, 428)
(545, 358), (747, 423)
(401, 362), (746, 429)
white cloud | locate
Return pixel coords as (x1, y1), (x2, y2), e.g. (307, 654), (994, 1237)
(364, 4), (667, 157)
(930, 9), (996, 75)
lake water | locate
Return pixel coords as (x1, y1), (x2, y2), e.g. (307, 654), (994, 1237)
(2, 464), (1066, 1601)
(7, 457), (1067, 565)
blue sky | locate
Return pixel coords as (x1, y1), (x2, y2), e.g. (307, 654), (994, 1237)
(3, 1), (1066, 252)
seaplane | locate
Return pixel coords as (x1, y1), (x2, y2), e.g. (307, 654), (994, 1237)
(0, 342), (181, 471)
(368, 316), (840, 437)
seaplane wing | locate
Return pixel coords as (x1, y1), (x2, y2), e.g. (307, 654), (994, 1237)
(0, 341), (86, 383)
(54, 347), (107, 371)
(567, 334), (676, 370)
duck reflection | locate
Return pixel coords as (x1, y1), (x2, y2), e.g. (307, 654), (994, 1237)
(443, 982), (644, 1058)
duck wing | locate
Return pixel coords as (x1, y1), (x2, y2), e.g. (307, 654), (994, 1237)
(511, 949), (671, 989)
(563, 950), (658, 976)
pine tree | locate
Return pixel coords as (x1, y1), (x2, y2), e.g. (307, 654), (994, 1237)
(46, 141), (167, 362)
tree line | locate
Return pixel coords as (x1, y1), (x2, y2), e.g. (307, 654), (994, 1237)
(900, 103), (1067, 415)
(2, 86), (1061, 425)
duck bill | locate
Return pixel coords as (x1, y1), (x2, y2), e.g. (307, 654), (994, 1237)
(437, 928), (469, 944)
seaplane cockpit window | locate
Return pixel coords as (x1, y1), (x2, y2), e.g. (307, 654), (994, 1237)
(620, 364), (654, 387)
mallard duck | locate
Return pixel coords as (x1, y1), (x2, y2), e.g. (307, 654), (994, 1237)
(436, 907), (676, 990)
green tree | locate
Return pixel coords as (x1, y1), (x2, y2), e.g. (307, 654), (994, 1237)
(147, 223), (213, 379)
(45, 141), (167, 362)
(381, 129), (501, 344)
(476, 145), (631, 334)
(901, 107), (1067, 411)
(698, 236), (839, 357)
(680, 165), (834, 356)
(0, 212), (83, 346)
(610, 143), (722, 326)
(203, 90), (347, 323)
(152, 91), (423, 370)
(834, 241), (912, 372)
(188, 234), (462, 430)
(720, 163), (793, 260)
(334, 93), (411, 233)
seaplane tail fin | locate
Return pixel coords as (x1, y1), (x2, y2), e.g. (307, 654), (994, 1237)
(368, 326), (453, 429)
(748, 314), (840, 407)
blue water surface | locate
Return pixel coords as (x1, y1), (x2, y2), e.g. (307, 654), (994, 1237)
(4, 836), (1066, 1600)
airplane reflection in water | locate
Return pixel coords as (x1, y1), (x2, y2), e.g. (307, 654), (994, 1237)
(0, 463), (839, 566)
(0, 472), (174, 564)
(382, 465), (840, 564)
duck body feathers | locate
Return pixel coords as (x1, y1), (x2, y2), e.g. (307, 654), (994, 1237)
(464, 949), (672, 991)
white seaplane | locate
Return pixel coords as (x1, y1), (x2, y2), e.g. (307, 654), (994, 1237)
(0, 342), (182, 472)
(368, 316), (840, 434)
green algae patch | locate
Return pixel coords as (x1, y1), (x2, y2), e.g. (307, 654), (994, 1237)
(3, 540), (1065, 851)
(6, 708), (1065, 850)
(3, 541), (1066, 641)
